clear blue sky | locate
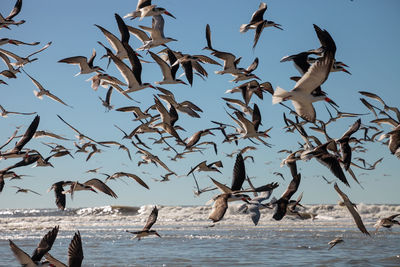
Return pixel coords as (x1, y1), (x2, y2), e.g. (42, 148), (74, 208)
(1, 0), (399, 209)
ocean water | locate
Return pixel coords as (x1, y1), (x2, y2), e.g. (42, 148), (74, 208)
(1, 204), (400, 266)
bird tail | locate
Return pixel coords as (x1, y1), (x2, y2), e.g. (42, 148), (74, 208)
(240, 24), (250, 33)
(272, 86), (289, 104)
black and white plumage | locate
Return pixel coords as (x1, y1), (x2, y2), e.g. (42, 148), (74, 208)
(45, 231), (84, 267)
(126, 206), (161, 240)
(9, 225), (59, 266)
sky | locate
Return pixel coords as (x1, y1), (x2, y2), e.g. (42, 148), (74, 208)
(1, 0), (399, 209)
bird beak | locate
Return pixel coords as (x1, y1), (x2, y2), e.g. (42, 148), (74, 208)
(274, 24), (284, 30)
(339, 62), (349, 68)
(135, 52), (143, 58)
(325, 97), (339, 107)
(155, 232), (162, 238)
(164, 11), (176, 19)
(341, 68), (351, 75)
(254, 75), (261, 80)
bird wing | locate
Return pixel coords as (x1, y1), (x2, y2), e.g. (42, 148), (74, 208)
(95, 24), (124, 55)
(11, 115), (40, 153)
(293, 54), (334, 95)
(248, 2), (267, 25)
(341, 118), (361, 139)
(291, 100), (317, 123)
(317, 153), (349, 187)
(231, 153), (246, 191)
(9, 240), (35, 266)
(68, 231), (84, 267)
(121, 172), (149, 189)
(211, 51), (237, 70)
(44, 253), (67, 267)
(31, 225), (59, 262)
(150, 51), (174, 81)
(84, 178), (118, 198)
(26, 42), (52, 59)
(127, 26), (150, 44)
(44, 90), (70, 107)
(210, 177), (232, 194)
(5, 0), (23, 20)
(334, 183), (370, 235)
(143, 206), (158, 231)
(253, 21), (266, 49)
(208, 194), (229, 222)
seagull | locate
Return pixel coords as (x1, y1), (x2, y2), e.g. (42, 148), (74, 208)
(328, 237), (344, 250)
(126, 206), (161, 240)
(12, 186), (41, 195)
(45, 231), (84, 267)
(333, 183), (370, 235)
(239, 2), (283, 48)
(9, 225), (59, 266)
(0, 41), (51, 67)
(272, 24), (337, 122)
(22, 69), (71, 107)
(374, 214), (400, 233)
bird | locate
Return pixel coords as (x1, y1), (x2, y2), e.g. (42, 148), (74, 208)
(45, 231), (84, 267)
(336, 119), (361, 170)
(64, 178), (118, 199)
(22, 69), (71, 107)
(126, 206), (161, 240)
(124, 0), (176, 20)
(149, 50), (187, 85)
(272, 24), (337, 122)
(239, 2), (283, 48)
(48, 181), (74, 210)
(238, 190), (276, 225)
(187, 160), (223, 176)
(9, 225), (59, 266)
(12, 186), (41, 195)
(208, 153), (252, 223)
(333, 183), (370, 235)
(133, 15), (177, 50)
(328, 237), (344, 250)
(0, 0), (24, 28)
(58, 49), (104, 76)
(373, 214), (400, 233)
(106, 171), (149, 189)
(0, 41), (51, 67)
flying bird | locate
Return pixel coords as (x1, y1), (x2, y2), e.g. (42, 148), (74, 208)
(126, 206), (161, 240)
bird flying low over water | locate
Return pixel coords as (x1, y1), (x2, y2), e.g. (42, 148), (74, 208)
(333, 183), (370, 236)
(126, 206), (161, 240)
(373, 214), (400, 233)
(45, 231), (84, 267)
(9, 225), (59, 266)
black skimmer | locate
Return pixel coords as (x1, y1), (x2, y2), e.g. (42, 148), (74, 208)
(106, 171), (149, 189)
(272, 168), (301, 221)
(98, 86), (114, 111)
(208, 153), (251, 223)
(157, 93), (202, 118)
(0, 38), (39, 46)
(240, 2), (283, 48)
(9, 225), (59, 266)
(0, 41), (51, 67)
(238, 190), (276, 226)
(333, 183), (370, 235)
(0, 50), (20, 79)
(64, 178), (118, 200)
(273, 24), (337, 122)
(0, 0), (24, 29)
(135, 15), (177, 50)
(187, 160), (223, 176)
(12, 186), (41, 195)
(149, 50), (187, 85)
(124, 0), (175, 20)
(48, 181), (73, 210)
(45, 231), (84, 267)
(126, 206), (161, 240)
(132, 142), (176, 174)
(336, 119), (361, 170)
(328, 237), (344, 250)
(22, 69), (71, 107)
(374, 214), (400, 233)
(185, 129), (215, 150)
(58, 48), (103, 76)
(98, 41), (154, 93)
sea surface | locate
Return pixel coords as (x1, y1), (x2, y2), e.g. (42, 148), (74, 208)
(1, 204), (400, 266)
